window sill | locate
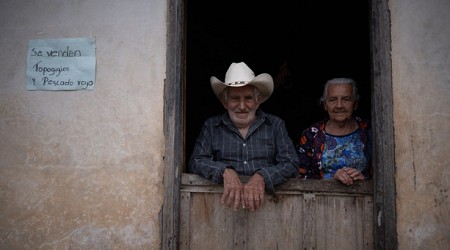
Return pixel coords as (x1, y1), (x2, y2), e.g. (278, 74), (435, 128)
(181, 173), (373, 196)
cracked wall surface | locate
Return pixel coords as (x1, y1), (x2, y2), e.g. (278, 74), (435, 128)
(391, 0), (450, 249)
(0, 0), (166, 249)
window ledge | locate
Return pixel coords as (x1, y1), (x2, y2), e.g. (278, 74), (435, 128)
(182, 173), (373, 196)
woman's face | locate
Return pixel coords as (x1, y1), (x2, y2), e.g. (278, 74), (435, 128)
(323, 84), (358, 123)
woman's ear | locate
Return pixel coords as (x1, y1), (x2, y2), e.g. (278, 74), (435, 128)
(323, 101), (328, 111)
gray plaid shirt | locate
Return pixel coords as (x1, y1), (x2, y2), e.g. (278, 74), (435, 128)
(188, 110), (299, 194)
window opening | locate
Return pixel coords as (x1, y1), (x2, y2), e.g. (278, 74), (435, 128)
(186, 1), (371, 167)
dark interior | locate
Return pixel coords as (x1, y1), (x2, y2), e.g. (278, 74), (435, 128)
(186, 1), (371, 164)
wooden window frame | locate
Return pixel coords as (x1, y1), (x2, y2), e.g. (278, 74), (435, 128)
(161, 0), (397, 249)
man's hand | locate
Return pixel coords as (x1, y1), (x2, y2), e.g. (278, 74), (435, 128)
(221, 168), (243, 211)
(243, 173), (265, 211)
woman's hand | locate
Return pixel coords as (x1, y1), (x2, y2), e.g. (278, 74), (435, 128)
(334, 167), (365, 185)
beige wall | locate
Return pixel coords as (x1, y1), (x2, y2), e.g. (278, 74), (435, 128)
(391, 0), (450, 249)
(0, 0), (166, 249)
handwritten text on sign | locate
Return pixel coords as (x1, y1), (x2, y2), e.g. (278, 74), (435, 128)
(27, 37), (96, 91)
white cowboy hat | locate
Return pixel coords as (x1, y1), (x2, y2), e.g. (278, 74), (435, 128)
(210, 62), (274, 103)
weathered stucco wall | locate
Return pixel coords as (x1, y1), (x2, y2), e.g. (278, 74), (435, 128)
(391, 0), (450, 249)
(0, 0), (166, 249)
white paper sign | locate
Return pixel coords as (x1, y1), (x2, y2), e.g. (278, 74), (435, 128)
(26, 37), (96, 91)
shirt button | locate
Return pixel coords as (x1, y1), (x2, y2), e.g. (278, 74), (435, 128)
(244, 161), (247, 164)
(243, 143), (246, 147)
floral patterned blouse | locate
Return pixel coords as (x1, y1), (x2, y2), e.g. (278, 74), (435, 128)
(296, 117), (372, 179)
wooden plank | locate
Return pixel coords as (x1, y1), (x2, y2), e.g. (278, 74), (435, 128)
(188, 193), (235, 250)
(181, 185), (224, 194)
(324, 197), (337, 250)
(246, 195), (304, 249)
(315, 195), (326, 250)
(364, 196), (374, 249)
(321, 197), (357, 250)
(280, 195), (304, 249)
(342, 197), (358, 250)
(302, 193), (316, 249)
(162, 0), (184, 249)
(179, 193), (191, 250)
(182, 173), (374, 195)
(370, 0), (397, 248)
(232, 208), (248, 249)
(356, 196), (364, 249)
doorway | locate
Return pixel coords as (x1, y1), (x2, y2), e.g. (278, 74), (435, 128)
(162, 0), (396, 249)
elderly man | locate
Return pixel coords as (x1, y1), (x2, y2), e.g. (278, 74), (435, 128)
(188, 62), (299, 212)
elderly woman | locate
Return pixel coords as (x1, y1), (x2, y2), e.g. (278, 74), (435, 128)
(296, 78), (371, 185)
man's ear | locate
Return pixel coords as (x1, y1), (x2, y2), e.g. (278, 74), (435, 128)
(221, 96), (228, 109)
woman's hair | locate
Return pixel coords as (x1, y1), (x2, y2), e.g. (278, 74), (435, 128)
(319, 78), (359, 104)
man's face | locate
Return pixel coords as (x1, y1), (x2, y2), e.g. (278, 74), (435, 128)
(324, 84), (358, 122)
(223, 85), (260, 128)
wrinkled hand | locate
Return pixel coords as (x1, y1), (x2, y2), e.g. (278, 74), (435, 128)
(334, 167), (365, 185)
(221, 168), (243, 211)
(243, 173), (265, 211)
